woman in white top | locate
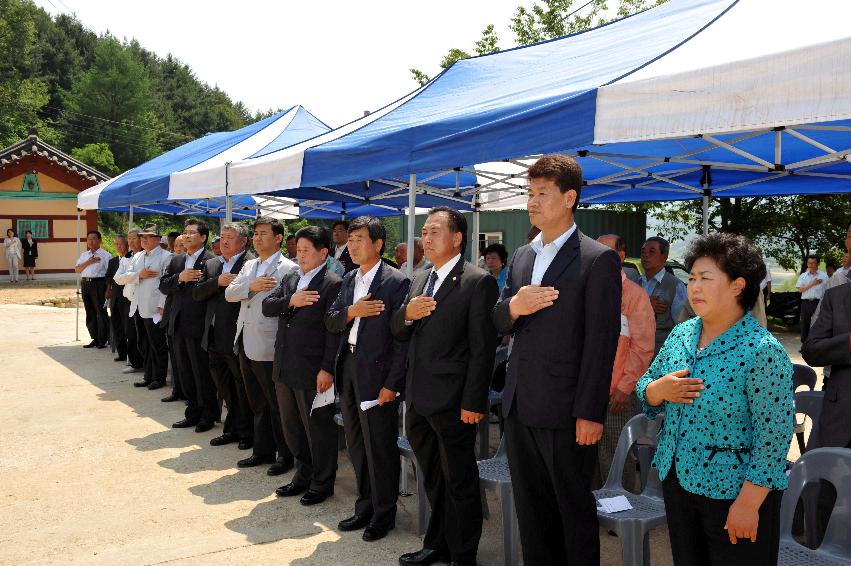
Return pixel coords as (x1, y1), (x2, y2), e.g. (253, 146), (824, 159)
(4, 229), (22, 283)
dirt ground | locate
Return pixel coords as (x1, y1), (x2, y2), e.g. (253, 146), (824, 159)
(0, 304), (818, 565)
(0, 280), (77, 305)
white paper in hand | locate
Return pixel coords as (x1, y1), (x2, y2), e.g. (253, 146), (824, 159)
(311, 385), (335, 415)
(596, 495), (633, 513)
(359, 392), (400, 412)
(152, 312), (162, 324)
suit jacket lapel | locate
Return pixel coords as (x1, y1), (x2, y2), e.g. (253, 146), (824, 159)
(230, 252), (248, 275)
(540, 230), (581, 287)
(367, 261), (385, 296)
(519, 247), (535, 287)
(432, 258), (464, 304)
(307, 265), (328, 293)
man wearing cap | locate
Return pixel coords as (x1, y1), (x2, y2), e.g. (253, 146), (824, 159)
(114, 224), (171, 389)
(193, 223), (254, 449)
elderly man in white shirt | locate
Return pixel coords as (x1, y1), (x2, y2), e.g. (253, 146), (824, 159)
(114, 224), (171, 389)
(226, 217), (297, 475)
(75, 229), (113, 348)
(796, 254), (829, 343)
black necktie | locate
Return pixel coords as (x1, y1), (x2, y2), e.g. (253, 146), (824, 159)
(424, 270), (439, 297)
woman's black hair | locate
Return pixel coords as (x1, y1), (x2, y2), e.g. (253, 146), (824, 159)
(684, 232), (766, 310)
(483, 243), (508, 266)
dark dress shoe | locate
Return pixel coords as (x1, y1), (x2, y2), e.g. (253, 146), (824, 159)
(172, 419), (198, 429)
(161, 394), (181, 402)
(210, 433), (238, 447)
(147, 381), (164, 390)
(267, 458), (294, 476)
(338, 514), (372, 532)
(362, 523), (394, 542)
(114, 355), (127, 362)
(237, 454), (276, 468)
(399, 548), (450, 565)
(300, 490), (332, 506)
(275, 482), (308, 497)
(133, 380), (151, 388)
(194, 422), (214, 433)
(83, 341), (97, 348)
(237, 439), (252, 450)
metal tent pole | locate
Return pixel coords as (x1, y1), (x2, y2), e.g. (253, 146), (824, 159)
(75, 207), (81, 342)
(471, 194), (480, 264)
(406, 174), (416, 279)
(128, 205), (133, 228)
(700, 166), (712, 235)
(225, 163), (233, 223)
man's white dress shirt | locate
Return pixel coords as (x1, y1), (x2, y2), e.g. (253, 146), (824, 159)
(348, 260), (381, 346)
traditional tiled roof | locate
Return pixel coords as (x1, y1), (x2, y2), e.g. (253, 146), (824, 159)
(0, 132), (110, 183)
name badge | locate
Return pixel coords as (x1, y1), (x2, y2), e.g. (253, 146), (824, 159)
(620, 314), (630, 337)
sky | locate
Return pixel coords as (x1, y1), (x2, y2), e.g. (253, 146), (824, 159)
(35, 0), (525, 127)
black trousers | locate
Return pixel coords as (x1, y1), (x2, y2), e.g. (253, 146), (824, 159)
(123, 302), (144, 369)
(166, 333), (183, 397)
(663, 465), (782, 565)
(175, 334), (217, 425)
(81, 279), (109, 345)
(237, 341), (291, 461)
(407, 403), (482, 562)
(338, 351), (399, 528)
(208, 343), (252, 441)
(142, 317), (168, 384)
(132, 313), (149, 378)
(275, 381), (338, 494)
(109, 298), (127, 358)
(800, 299), (820, 343)
(504, 407), (599, 566)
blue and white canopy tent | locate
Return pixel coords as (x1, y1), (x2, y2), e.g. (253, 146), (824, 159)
(221, 0), (851, 265)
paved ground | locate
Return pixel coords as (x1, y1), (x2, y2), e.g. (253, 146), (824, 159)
(0, 304), (818, 565)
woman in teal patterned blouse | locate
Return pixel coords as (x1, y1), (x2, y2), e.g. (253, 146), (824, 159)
(637, 233), (794, 565)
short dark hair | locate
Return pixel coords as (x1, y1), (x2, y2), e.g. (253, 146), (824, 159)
(87, 230), (102, 239)
(612, 235), (627, 253)
(483, 243), (508, 265)
(527, 154), (583, 211)
(427, 206), (467, 254)
(167, 231), (180, 239)
(25, 230), (32, 237)
(644, 236), (670, 256)
(806, 254), (820, 264)
(184, 218), (209, 244)
(684, 232), (766, 311)
(294, 225), (330, 251)
(286, 235), (297, 243)
(332, 220), (349, 231)
(6, 228), (15, 236)
(348, 216), (386, 254)
(253, 216), (284, 236)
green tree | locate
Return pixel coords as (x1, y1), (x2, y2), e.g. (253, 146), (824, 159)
(60, 36), (162, 170)
(71, 142), (119, 175)
(410, 25), (501, 86)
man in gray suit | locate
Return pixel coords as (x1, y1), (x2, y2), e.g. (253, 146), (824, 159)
(226, 217), (296, 475)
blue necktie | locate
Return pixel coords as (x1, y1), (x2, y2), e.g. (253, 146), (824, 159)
(424, 270), (439, 297)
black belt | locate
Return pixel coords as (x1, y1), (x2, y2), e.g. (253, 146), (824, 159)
(81, 277), (105, 282)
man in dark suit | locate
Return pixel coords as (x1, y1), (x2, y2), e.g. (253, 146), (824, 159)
(493, 154), (622, 565)
(325, 216), (409, 542)
(160, 218), (218, 432)
(105, 235), (131, 363)
(392, 207), (499, 566)
(192, 223), (254, 448)
(802, 264), (851, 541)
(263, 226), (342, 505)
(331, 220), (358, 273)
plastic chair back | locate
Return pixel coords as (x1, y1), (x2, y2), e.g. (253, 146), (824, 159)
(602, 413), (664, 496)
(794, 391), (825, 453)
(780, 448), (851, 561)
(793, 364), (817, 392)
